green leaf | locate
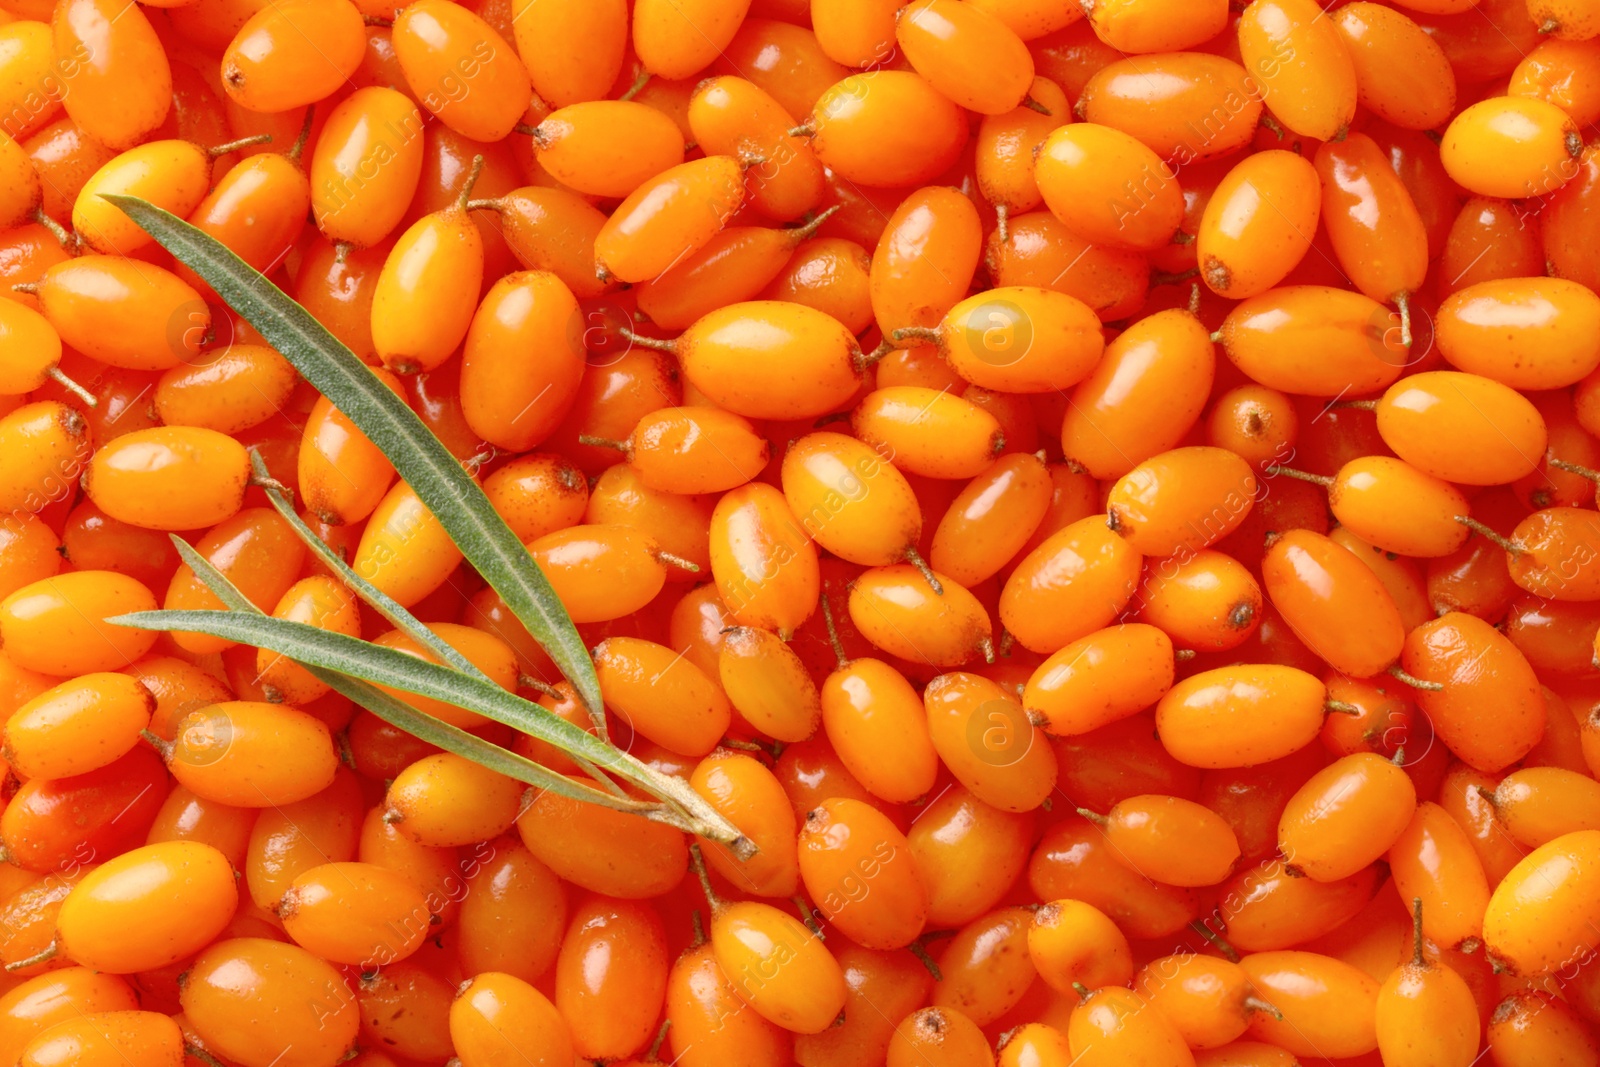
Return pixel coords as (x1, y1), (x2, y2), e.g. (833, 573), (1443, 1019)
(103, 194), (602, 720)
(153, 540), (649, 814)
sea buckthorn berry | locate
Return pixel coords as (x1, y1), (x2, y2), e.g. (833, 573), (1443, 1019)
(871, 186), (983, 339)
(1440, 197), (1546, 298)
(480, 186), (612, 299)
(852, 387), (1003, 481)
(530, 523), (673, 624)
(163, 508), (306, 654)
(811, 0), (900, 66)
(1078, 53), (1263, 162)
(925, 287), (1105, 394)
(796, 945), (931, 1067)
(369, 623), (516, 729)
(1085, 0), (1226, 51)
(987, 210), (1151, 320)
(1502, 506), (1600, 601)
(457, 837), (566, 984)
(0, 302), (65, 398)
(351, 479), (463, 607)
(1207, 386), (1299, 470)
(1217, 286), (1404, 397)
(1401, 613), (1545, 773)
(820, 654), (939, 804)
(147, 784), (256, 871)
(155, 345), (296, 436)
(0, 132), (41, 228)
(1377, 910), (1481, 1067)
(1262, 529), (1405, 679)
(310, 87), (426, 248)
(1492, 767), (1600, 848)
(298, 370), (404, 526)
(1239, 951), (1378, 1059)
(1388, 801), (1490, 951)
(278, 861), (431, 967)
(1332, 3), (1457, 130)
(929, 906), (1037, 1027)
(689, 749), (799, 898)
(665, 942), (791, 1067)
(1488, 990), (1600, 1066)
(1323, 456), (1472, 558)
(1030, 816), (1203, 940)
(781, 432), (919, 568)
(912, 783), (1034, 927)
(83, 426), (249, 531)
(71, 139), (217, 256)
(925, 671), (1056, 812)
(1239, 0), (1357, 140)
(850, 564), (992, 666)
(0, 400), (90, 516)
(1315, 133), (1429, 324)
(165, 701), (338, 807)
(392, 0), (527, 140)
(585, 464), (713, 579)
(179, 150), (312, 300)
(182, 937), (359, 1067)
(0, 514), (60, 600)
(1001, 515), (1142, 655)
(689, 77), (823, 223)
(256, 576), (361, 705)
(1138, 550), (1264, 653)
(718, 626), (821, 743)
(975, 75), (1067, 223)
(371, 182), (486, 374)
(532, 101), (684, 199)
(896, 0), (1034, 114)
(1036, 123), (1183, 251)
(222, 0), (364, 112)
(0, 571), (156, 675)
(1510, 38), (1600, 126)
(674, 301), (864, 420)
(613, 407), (769, 495)
(1441, 97), (1582, 199)
(888, 1007), (993, 1067)
(1157, 665), (1327, 769)
(1107, 446), (1257, 558)
(1028, 899), (1132, 998)
(928, 453), (1052, 585)
(805, 71), (969, 188)
(1136, 954), (1274, 1051)
(1061, 308), (1215, 478)
(519, 781), (690, 899)
(55, 842), (237, 974)
(384, 752), (521, 847)
(54, 0), (171, 149)
(2, 747), (167, 874)
(594, 156), (745, 284)
(1068, 985), (1194, 1067)
(763, 237), (874, 334)
(1212, 860), (1378, 953)
(1279, 752), (1417, 881)
(1203, 150), (1324, 300)
(3, 672), (152, 779)
(631, 0), (750, 79)
(1376, 371), (1547, 485)
(17, 1011), (184, 1067)
(593, 636), (730, 756)
(1437, 277), (1600, 390)
(798, 797), (926, 949)
(554, 895), (669, 1061)
(0, 971), (140, 1067)
(513, 0), (625, 107)
(1483, 830), (1600, 975)
(482, 453), (587, 542)
(709, 482), (818, 638)
(1086, 793), (1241, 886)
(1022, 624), (1174, 736)
(28, 256), (207, 371)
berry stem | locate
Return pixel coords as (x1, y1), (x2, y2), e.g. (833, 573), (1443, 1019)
(1411, 896), (1426, 967)
(577, 434), (631, 454)
(619, 69), (653, 102)
(208, 133), (274, 157)
(655, 551), (701, 574)
(908, 939), (944, 982)
(454, 155), (486, 213)
(3, 940), (57, 972)
(1021, 94), (1053, 116)
(1243, 994), (1284, 1021)
(1075, 806), (1108, 827)
(819, 586), (848, 671)
(46, 366), (98, 407)
(1454, 515), (1524, 557)
(903, 546), (944, 596)
(29, 208), (71, 249)
(687, 843), (721, 913)
(1325, 700), (1362, 716)
(1387, 665), (1444, 692)
(289, 105), (315, 162)
(618, 327), (678, 354)
(1395, 291), (1413, 349)
(787, 204), (841, 243)
(1549, 455), (1600, 483)
(1189, 919), (1241, 963)
(1264, 464), (1333, 487)
(994, 201), (1009, 244)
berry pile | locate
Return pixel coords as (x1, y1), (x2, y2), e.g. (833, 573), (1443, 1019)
(3, 0), (1600, 1064)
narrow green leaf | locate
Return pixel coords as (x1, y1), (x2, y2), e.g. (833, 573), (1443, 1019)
(238, 468), (624, 798)
(103, 194), (602, 720)
(153, 541), (653, 815)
